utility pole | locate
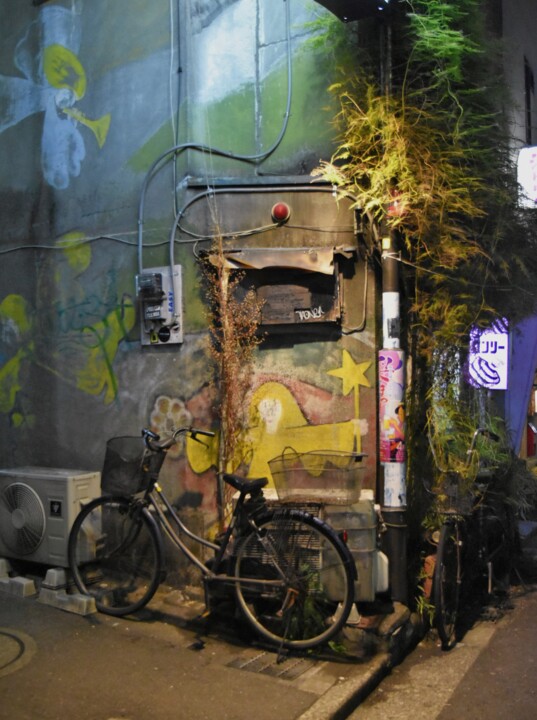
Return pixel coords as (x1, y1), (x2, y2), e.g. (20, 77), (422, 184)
(379, 223), (408, 604)
(376, 0), (408, 607)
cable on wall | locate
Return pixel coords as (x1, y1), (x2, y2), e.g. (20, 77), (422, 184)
(137, 0), (293, 275)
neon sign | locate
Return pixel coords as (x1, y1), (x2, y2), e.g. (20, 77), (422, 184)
(467, 318), (509, 390)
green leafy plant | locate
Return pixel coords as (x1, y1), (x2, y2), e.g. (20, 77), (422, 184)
(313, 0), (537, 601)
(316, 0), (536, 347)
(314, 2), (536, 446)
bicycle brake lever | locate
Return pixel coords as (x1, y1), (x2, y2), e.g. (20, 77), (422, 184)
(142, 429), (160, 440)
(190, 428), (215, 444)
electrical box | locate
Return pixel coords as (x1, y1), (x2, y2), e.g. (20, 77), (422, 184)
(136, 265), (183, 345)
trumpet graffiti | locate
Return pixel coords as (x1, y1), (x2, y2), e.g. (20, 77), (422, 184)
(0, 5), (111, 189)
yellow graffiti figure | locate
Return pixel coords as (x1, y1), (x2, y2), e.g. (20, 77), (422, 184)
(245, 383), (356, 485)
(42, 43), (111, 148)
(43, 44), (87, 99)
(186, 381), (358, 488)
(0, 295), (34, 419)
(0, 6), (112, 189)
(75, 298), (136, 404)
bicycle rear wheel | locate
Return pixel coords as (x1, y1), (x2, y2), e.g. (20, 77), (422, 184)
(234, 509), (355, 650)
(434, 519), (463, 650)
(68, 496), (164, 616)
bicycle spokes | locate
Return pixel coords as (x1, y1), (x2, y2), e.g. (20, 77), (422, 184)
(234, 512), (354, 649)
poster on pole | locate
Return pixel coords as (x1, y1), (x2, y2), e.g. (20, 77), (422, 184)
(379, 349), (406, 463)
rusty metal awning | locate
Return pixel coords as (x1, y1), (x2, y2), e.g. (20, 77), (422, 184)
(212, 247), (356, 275)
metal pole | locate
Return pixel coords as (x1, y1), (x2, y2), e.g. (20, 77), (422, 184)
(379, 226), (408, 605)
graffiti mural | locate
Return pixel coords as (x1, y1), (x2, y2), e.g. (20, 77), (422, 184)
(48, 234), (135, 404)
(186, 349), (374, 490)
(149, 395), (192, 459)
(68, 297), (135, 403)
(0, 235), (135, 423)
(327, 349), (372, 453)
(0, 4), (111, 189)
(0, 294), (35, 428)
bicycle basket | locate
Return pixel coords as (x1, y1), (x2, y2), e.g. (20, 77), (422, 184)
(268, 448), (364, 505)
(101, 436), (165, 495)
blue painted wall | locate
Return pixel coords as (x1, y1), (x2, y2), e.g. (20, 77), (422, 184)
(0, 1), (378, 533)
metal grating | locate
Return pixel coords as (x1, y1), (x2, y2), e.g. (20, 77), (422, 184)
(241, 516), (323, 571)
(228, 651), (317, 680)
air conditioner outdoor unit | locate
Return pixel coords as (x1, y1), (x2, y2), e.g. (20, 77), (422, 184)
(0, 467), (100, 567)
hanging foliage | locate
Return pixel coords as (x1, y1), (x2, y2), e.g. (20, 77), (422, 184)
(315, 0), (537, 357)
(312, 0), (537, 528)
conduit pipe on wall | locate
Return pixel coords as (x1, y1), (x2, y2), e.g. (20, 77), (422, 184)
(137, 0), (292, 276)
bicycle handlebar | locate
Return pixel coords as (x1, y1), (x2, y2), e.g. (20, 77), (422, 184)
(467, 427), (500, 459)
(477, 428), (500, 442)
(428, 425), (500, 475)
(142, 426), (215, 452)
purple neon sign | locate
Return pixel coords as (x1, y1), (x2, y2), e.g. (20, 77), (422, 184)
(467, 318), (509, 390)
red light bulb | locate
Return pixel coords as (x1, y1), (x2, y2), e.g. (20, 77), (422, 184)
(271, 202), (291, 224)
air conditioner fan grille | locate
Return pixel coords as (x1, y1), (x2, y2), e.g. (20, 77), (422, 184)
(0, 482), (46, 555)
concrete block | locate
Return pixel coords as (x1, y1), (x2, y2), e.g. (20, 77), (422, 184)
(0, 558), (12, 578)
(42, 567), (68, 590)
(0, 575), (37, 598)
(38, 587), (96, 615)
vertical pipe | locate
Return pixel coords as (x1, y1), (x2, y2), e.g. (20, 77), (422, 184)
(379, 227), (408, 605)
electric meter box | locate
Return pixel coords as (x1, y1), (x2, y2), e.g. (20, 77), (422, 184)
(136, 265), (183, 345)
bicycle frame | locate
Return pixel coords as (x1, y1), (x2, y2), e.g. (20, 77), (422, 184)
(142, 479), (290, 593)
(68, 426), (358, 649)
(431, 425), (512, 649)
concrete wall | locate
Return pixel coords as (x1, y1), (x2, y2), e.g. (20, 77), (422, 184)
(502, 0), (537, 148)
(0, 0), (378, 534)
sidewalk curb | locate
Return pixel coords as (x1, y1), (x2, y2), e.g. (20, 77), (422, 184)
(297, 652), (392, 720)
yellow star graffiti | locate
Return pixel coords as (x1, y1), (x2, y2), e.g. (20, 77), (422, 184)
(328, 350), (372, 396)
(328, 350), (373, 451)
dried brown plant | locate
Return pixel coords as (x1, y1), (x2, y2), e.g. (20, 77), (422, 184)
(202, 234), (264, 519)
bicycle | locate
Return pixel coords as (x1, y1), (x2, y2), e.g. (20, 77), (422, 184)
(68, 427), (358, 651)
(429, 427), (516, 650)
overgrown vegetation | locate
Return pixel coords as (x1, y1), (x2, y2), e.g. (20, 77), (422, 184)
(313, 1), (537, 459)
(312, 0), (537, 596)
(202, 235), (263, 522)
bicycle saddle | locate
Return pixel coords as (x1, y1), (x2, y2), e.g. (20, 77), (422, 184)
(223, 474), (268, 494)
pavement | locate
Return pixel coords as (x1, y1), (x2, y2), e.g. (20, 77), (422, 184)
(350, 584), (537, 720)
(2, 526), (537, 720)
(0, 560), (418, 720)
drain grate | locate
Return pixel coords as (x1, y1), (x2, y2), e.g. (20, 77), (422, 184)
(228, 651), (317, 680)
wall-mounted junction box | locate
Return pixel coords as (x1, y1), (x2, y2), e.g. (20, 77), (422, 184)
(135, 265), (183, 345)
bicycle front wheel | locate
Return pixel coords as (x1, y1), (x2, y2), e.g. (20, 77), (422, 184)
(434, 520), (463, 650)
(234, 510), (355, 650)
(68, 496), (164, 616)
